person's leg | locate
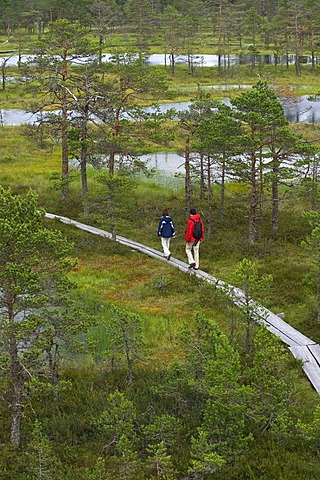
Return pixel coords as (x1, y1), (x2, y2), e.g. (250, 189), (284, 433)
(193, 242), (200, 269)
(161, 237), (170, 257)
(186, 242), (195, 266)
(165, 237), (171, 258)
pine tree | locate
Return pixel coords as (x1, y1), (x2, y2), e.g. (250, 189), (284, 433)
(25, 420), (62, 480)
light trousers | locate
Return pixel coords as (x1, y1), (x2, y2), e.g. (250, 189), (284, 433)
(186, 242), (200, 268)
(161, 237), (171, 257)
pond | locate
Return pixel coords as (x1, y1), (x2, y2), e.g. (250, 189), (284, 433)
(2, 95), (320, 125)
(2, 52), (319, 68)
(140, 151), (185, 174)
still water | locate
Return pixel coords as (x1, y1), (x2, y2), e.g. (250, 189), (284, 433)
(139, 152), (185, 174)
(1, 52), (318, 68)
(2, 95), (320, 125)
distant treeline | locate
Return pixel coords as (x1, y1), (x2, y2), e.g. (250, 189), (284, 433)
(0, 0), (319, 65)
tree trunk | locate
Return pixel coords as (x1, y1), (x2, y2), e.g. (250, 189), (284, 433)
(170, 52), (175, 76)
(207, 154), (212, 238)
(217, 0), (223, 75)
(248, 153), (257, 245)
(219, 155), (226, 222)
(285, 34), (289, 70)
(311, 156), (319, 210)
(61, 98), (69, 199)
(245, 318), (251, 354)
(109, 86), (122, 177)
(257, 148), (264, 241)
(185, 136), (191, 213)
(272, 159), (279, 233)
(99, 33), (103, 65)
(200, 152), (205, 199)
(2, 62), (6, 91)
(10, 334), (23, 446)
(80, 92), (90, 217)
(294, 15), (301, 76)
(61, 57), (69, 199)
(47, 346), (60, 402)
(310, 27), (316, 73)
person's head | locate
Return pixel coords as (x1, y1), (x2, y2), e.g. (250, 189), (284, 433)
(190, 208), (196, 215)
(162, 208), (169, 216)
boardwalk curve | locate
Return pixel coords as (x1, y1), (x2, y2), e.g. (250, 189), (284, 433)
(45, 212), (320, 393)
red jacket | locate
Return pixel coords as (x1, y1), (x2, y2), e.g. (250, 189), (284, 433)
(185, 213), (204, 242)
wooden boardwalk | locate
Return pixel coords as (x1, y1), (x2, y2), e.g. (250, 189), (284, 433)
(45, 213), (320, 393)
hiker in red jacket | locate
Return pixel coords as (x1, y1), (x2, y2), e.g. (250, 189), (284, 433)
(185, 208), (204, 270)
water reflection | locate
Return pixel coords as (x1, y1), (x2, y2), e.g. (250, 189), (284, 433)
(1, 52), (319, 68)
(139, 152), (185, 173)
(140, 152), (230, 180)
(0, 109), (36, 125)
(145, 53), (319, 67)
(3, 95), (320, 126)
(282, 96), (320, 123)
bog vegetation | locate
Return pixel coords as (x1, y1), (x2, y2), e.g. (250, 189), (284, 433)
(2, 1), (320, 479)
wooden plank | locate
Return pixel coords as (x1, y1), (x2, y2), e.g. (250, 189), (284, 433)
(46, 214), (113, 239)
(262, 311), (314, 346)
(290, 345), (311, 363)
(308, 344), (320, 365)
(263, 324), (301, 347)
(290, 345), (320, 392)
(301, 362), (320, 393)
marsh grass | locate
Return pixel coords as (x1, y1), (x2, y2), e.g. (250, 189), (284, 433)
(0, 78), (319, 375)
(2, 47), (320, 480)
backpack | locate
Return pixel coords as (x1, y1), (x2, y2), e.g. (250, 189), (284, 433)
(192, 218), (202, 240)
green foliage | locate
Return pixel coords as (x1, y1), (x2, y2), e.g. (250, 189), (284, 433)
(201, 334), (253, 464)
(178, 312), (226, 384)
(245, 326), (296, 438)
(232, 257), (273, 303)
(81, 456), (109, 480)
(112, 434), (141, 479)
(298, 402), (320, 453)
(0, 187), (91, 446)
(94, 171), (137, 235)
(146, 441), (175, 480)
(25, 420), (63, 480)
(143, 414), (183, 450)
(225, 257), (274, 353)
(188, 429), (226, 479)
(100, 304), (145, 385)
(97, 390), (137, 455)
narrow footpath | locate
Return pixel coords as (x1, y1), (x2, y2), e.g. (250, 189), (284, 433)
(45, 212), (320, 393)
